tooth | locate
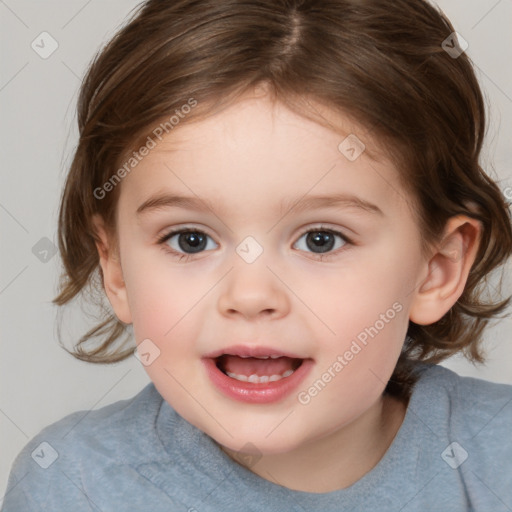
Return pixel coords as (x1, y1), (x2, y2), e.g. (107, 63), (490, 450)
(270, 355), (281, 359)
(255, 356), (270, 359)
(225, 369), (295, 383)
(239, 355), (251, 358)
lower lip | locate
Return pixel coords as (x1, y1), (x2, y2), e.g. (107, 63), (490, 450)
(202, 357), (314, 404)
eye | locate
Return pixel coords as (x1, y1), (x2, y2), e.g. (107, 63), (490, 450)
(159, 228), (218, 256)
(293, 227), (349, 256)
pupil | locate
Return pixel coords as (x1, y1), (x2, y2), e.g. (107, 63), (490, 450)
(307, 231), (334, 253)
(179, 232), (206, 253)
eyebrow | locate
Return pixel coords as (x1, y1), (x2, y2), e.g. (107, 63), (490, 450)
(278, 193), (383, 217)
(136, 193), (383, 217)
(136, 194), (215, 215)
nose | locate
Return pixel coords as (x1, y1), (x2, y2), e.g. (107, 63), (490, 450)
(217, 259), (291, 321)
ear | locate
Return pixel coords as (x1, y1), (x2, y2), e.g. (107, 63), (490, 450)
(92, 215), (132, 324)
(409, 215), (481, 325)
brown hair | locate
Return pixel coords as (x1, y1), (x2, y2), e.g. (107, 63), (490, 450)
(55, 0), (512, 398)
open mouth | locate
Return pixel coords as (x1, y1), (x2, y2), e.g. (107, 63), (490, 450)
(215, 354), (304, 384)
(202, 345), (313, 403)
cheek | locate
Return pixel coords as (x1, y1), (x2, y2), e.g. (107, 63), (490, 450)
(297, 302), (409, 430)
(298, 245), (416, 398)
(305, 248), (416, 336)
(119, 245), (191, 341)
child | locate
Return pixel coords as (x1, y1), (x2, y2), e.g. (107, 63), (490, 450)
(3, 0), (512, 510)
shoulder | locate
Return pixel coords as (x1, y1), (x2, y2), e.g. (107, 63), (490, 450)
(2, 382), (164, 511)
(28, 381), (163, 463)
(412, 363), (512, 437)
(409, 364), (512, 502)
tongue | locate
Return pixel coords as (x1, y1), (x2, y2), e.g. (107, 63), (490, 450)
(219, 355), (298, 377)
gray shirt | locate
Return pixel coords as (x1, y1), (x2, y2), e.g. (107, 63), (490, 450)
(2, 364), (511, 511)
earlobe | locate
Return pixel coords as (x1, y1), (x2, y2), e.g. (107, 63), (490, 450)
(409, 216), (481, 326)
(92, 215), (132, 324)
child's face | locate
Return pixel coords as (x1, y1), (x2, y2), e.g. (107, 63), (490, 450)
(110, 92), (427, 455)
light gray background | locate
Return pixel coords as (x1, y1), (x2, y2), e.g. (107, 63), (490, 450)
(1, 0), (511, 502)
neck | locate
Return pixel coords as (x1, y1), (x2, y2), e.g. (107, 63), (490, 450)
(223, 393), (407, 493)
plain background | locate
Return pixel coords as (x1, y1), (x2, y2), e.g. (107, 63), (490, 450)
(1, 0), (511, 503)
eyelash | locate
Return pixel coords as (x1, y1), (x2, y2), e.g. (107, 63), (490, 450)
(157, 226), (353, 262)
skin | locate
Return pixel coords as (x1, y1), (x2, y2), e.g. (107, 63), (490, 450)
(95, 87), (481, 493)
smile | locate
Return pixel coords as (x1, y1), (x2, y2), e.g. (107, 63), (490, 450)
(202, 345), (313, 403)
(217, 353), (303, 383)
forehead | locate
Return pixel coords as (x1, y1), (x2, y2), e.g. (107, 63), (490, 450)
(117, 94), (409, 218)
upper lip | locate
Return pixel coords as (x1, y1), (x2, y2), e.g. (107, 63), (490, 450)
(203, 344), (307, 360)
